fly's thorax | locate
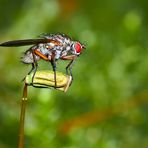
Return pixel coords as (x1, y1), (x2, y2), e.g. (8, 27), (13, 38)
(38, 44), (51, 55)
(55, 50), (62, 59)
(64, 37), (71, 44)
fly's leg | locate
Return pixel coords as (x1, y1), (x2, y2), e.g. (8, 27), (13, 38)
(21, 63), (37, 82)
(27, 63), (35, 75)
(21, 47), (39, 83)
(66, 60), (75, 81)
(61, 55), (77, 83)
(31, 50), (38, 85)
(51, 58), (57, 88)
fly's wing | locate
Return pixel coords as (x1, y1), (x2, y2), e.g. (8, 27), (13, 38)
(0, 38), (61, 47)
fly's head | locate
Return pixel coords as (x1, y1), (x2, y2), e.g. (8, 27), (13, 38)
(70, 41), (86, 56)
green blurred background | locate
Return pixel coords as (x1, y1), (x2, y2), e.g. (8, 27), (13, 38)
(0, 0), (148, 147)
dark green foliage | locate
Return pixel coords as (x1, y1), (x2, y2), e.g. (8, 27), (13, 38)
(0, 0), (148, 147)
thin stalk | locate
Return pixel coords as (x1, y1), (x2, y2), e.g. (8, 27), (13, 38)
(18, 84), (28, 148)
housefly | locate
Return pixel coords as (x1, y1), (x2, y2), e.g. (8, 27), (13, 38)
(0, 33), (85, 88)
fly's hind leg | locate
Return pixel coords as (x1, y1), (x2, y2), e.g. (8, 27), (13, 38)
(21, 63), (38, 82)
(21, 47), (38, 83)
(31, 51), (38, 85)
(28, 63), (36, 75)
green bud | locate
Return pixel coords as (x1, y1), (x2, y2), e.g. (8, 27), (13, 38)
(25, 70), (72, 92)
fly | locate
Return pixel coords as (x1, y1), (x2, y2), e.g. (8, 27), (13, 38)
(0, 33), (86, 88)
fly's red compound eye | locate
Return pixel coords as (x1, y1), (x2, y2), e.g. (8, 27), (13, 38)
(74, 42), (82, 54)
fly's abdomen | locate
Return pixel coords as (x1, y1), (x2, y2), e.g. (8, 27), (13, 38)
(21, 50), (40, 64)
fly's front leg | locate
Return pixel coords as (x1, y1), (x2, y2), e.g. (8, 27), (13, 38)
(66, 60), (75, 81)
(61, 55), (77, 81)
